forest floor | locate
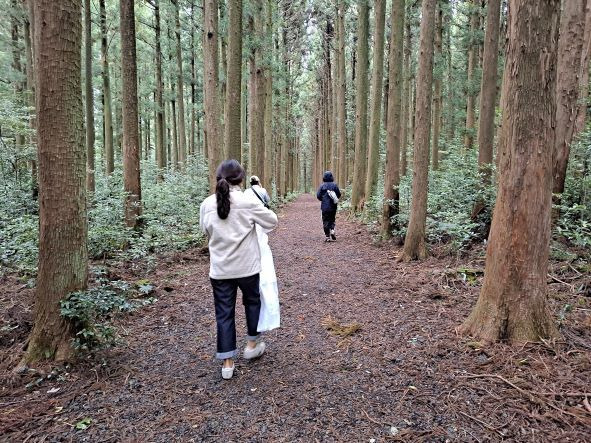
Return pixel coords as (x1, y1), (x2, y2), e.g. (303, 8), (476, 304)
(1, 194), (590, 442)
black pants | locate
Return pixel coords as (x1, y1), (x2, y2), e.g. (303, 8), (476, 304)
(322, 209), (337, 237)
(210, 274), (261, 359)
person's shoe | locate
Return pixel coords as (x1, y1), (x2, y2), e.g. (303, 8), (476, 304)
(221, 364), (235, 380)
(325, 236), (331, 242)
(330, 229), (336, 241)
(243, 342), (266, 360)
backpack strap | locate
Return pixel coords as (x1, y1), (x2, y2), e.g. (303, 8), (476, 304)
(251, 187), (268, 207)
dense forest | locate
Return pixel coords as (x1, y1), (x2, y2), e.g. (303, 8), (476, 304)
(0, 0), (590, 439)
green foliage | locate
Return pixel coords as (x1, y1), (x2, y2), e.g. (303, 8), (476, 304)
(60, 276), (156, 352)
(554, 127), (591, 252)
(1, 156), (209, 276)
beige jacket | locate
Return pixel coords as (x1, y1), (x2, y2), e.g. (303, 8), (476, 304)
(200, 186), (278, 279)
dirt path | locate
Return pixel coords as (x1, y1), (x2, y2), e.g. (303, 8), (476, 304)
(1, 194), (590, 441)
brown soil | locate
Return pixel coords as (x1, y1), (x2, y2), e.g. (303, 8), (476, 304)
(1, 194), (590, 441)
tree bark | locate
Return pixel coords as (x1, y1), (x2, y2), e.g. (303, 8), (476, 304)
(263, 0), (273, 191)
(553, 0), (588, 198)
(431, 3), (442, 171)
(224, 0), (243, 161)
(154, 0), (166, 180)
(575, 4), (591, 132)
(203, 0), (223, 192)
(99, 0), (114, 175)
(464, 0), (478, 151)
(26, 0), (88, 363)
(476, 0), (501, 182)
(248, 0), (266, 184)
(461, 0), (560, 343)
(84, 0), (95, 192)
(381, 0), (405, 239)
(336, 0), (347, 187)
(364, 0), (386, 206)
(401, 15), (411, 177)
(120, 0), (142, 228)
(351, 0), (370, 211)
(399, 0), (436, 262)
(174, 0), (186, 169)
(23, 0), (38, 197)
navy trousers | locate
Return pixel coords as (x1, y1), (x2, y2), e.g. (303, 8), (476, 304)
(210, 274), (261, 359)
(322, 209), (337, 237)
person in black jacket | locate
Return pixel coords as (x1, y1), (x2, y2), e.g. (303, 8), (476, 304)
(316, 171), (342, 242)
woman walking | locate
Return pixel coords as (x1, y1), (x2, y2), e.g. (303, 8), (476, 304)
(200, 160), (278, 379)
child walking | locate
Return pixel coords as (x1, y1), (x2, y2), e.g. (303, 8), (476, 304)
(316, 171), (342, 242)
(200, 160), (278, 379)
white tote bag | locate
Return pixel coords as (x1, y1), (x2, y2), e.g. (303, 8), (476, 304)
(256, 225), (280, 332)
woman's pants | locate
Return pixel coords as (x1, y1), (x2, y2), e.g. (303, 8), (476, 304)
(322, 209), (337, 237)
(210, 274), (261, 359)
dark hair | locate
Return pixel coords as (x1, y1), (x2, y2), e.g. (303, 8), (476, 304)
(250, 178), (259, 186)
(215, 159), (245, 219)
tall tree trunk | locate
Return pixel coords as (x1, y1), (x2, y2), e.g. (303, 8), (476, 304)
(190, 0), (196, 157)
(203, 0), (223, 191)
(464, 0), (478, 151)
(381, 0), (405, 239)
(25, 0), (88, 363)
(401, 15), (411, 177)
(364, 0), (386, 206)
(575, 4), (591, 132)
(154, 0), (165, 180)
(351, 0), (370, 211)
(24, 0), (38, 197)
(248, 0), (266, 183)
(84, 0), (95, 192)
(120, 0), (142, 228)
(263, 0), (273, 191)
(170, 81), (179, 169)
(431, 3), (442, 171)
(336, 0), (347, 187)
(461, 0), (560, 343)
(553, 0), (588, 199)
(472, 0), (501, 219)
(174, 0), (186, 169)
(99, 0), (114, 175)
(399, 0), (436, 262)
(224, 0), (242, 161)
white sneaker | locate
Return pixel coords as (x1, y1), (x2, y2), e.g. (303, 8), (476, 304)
(330, 229), (336, 241)
(243, 342), (266, 360)
(221, 364), (235, 380)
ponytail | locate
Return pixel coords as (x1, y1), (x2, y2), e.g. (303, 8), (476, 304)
(214, 159), (245, 220)
(216, 178), (231, 219)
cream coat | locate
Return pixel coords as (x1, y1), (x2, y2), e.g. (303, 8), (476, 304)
(200, 186), (278, 279)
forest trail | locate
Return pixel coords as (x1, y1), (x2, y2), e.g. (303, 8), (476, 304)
(2, 195), (590, 441)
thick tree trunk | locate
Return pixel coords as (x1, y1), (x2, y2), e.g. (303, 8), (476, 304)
(431, 4), (442, 171)
(224, 0), (242, 161)
(336, 0), (347, 187)
(174, 0), (186, 169)
(381, 0), (405, 239)
(351, 0), (370, 211)
(99, 0), (114, 175)
(154, 0), (165, 180)
(553, 0), (588, 198)
(263, 0), (273, 191)
(190, 1), (196, 157)
(120, 0), (142, 228)
(364, 0), (386, 206)
(464, 0), (478, 151)
(84, 0), (95, 192)
(26, 0), (88, 363)
(461, 0), (560, 344)
(203, 0), (223, 192)
(399, 0), (436, 262)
